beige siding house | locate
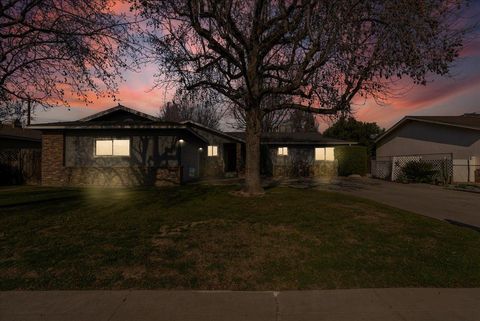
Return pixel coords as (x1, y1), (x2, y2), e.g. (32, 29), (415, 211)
(374, 113), (480, 183)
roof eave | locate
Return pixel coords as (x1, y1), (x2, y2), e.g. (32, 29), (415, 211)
(182, 121), (245, 142)
(375, 116), (480, 144)
(26, 124), (188, 130)
(0, 134), (41, 142)
(261, 141), (357, 145)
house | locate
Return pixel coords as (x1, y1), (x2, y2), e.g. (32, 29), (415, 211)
(374, 113), (480, 183)
(0, 122), (41, 150)
(0, 122), (42, 184)
(29, 105), (356, 187)
(229, 131), (356, 177)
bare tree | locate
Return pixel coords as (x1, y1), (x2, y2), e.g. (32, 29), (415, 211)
(159, 88), (225, 130)
(0, 0), (142, 109)
(285, 110), (318, 133)
(134, 0), (467, 195)
(0, 100), (28, 124)
(228, 95), (290, 132)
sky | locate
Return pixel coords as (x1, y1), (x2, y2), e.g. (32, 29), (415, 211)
(33, 1), (480, 131)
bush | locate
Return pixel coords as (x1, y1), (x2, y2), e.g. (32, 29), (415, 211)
(334, 146), (368, 176)
(400, 160), (438, 183)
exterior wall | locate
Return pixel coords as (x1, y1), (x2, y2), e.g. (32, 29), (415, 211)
(265, 145), (337, 178)
(42, 129), (199, 186)
(64, 129), (189, 168)
(189, 127), (242, 177)
(62, 166), (181, 186)
(377, 121), (480, 159)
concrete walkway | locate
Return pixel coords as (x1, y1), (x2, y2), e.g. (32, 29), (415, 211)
(1, 289), (479, 321)
(319, 178), (480, 228)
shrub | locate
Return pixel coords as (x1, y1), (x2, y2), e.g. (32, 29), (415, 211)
(400, 160), (438, 183)
(334, 146), (368, 176)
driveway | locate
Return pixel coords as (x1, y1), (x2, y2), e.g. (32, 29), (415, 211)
(320, 178), (480, 228)
(1, 289), (479, 321)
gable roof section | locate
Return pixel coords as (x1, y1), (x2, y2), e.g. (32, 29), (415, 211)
(79, 104), (158, 122)
(375, 114), (480, 144)
(182, 121), (244, 143)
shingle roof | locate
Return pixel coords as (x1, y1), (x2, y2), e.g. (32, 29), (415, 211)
(78, 104), (158, 122)
(375, 113), (480, 143)
(406, 115), (480, 130)
(28, 120), (184, 129)
(227, 131), (356, 145)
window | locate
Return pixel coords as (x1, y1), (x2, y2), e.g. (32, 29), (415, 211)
(207, 145), (218, 156)
(277, 147), (288, 156)
(315, 147), (335, 161)
(95, 139), (130, 156)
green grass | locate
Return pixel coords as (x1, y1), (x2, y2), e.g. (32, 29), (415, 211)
(1, 184), (479, 290)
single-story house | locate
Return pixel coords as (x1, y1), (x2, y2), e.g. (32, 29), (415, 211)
(374, 113), (480, 183)
(0, 123), (41, 150)
(29, 105), (356, 186)
(229, 131), (356, 177)
(0, 123), (42, 185)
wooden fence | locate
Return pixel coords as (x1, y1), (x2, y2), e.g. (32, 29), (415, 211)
(0, 149), (41, 185)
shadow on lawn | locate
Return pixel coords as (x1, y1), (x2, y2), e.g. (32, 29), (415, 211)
(445, 219), (480, 233)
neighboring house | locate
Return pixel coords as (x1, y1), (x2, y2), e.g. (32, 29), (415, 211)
(0, 123), (41, 149)
(374, 113), (480, 183)
(0, 123), (42, 184)
(29, 105), (356, 187)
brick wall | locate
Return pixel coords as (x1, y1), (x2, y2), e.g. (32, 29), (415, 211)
(41, 131), (66, 186)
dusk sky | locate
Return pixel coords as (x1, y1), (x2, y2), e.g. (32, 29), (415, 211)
(33, 1), (480, 131)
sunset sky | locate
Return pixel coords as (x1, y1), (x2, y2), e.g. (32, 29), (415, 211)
(33, 1), (480, 132)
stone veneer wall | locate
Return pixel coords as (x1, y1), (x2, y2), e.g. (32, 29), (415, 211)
(273, 160), (338, 178)
(63, 166), (181, 187)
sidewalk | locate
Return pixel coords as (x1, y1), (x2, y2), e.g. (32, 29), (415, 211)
(1, 288), (479, 321)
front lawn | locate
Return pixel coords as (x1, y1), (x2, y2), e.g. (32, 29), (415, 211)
(1, 185), (479, 290)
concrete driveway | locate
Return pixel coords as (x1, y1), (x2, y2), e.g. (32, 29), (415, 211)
(1, 289), (479, 321)
(320, 178), (480, 228)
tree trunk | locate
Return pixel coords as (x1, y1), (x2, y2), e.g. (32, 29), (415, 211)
(244, 108), (264, 195)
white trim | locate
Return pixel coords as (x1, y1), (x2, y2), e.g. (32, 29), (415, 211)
(94, 138), (131, 157)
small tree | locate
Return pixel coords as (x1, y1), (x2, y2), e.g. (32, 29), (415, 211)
(323, 117), (384, 156)
(286, 110), (318, 133)
(134, 0), (467, 195)
(159, 88), (225, 130)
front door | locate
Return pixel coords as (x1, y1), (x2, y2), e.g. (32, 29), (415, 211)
(223, 143), (237, 173)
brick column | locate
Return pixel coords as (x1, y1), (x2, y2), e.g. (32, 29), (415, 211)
(41, 131), (66, 186)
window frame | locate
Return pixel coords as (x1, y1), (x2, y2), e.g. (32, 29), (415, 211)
(207, 145), (218, 157)
(315, 147), (335, 161)
(277, 146), (288, 156)
(94, 138), (131, 157)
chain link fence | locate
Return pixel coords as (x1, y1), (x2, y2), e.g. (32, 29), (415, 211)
(0, 149), (41, 185)
(452, 159), (480, 183)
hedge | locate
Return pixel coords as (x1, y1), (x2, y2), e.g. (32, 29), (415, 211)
(334, 146), (368, 176)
